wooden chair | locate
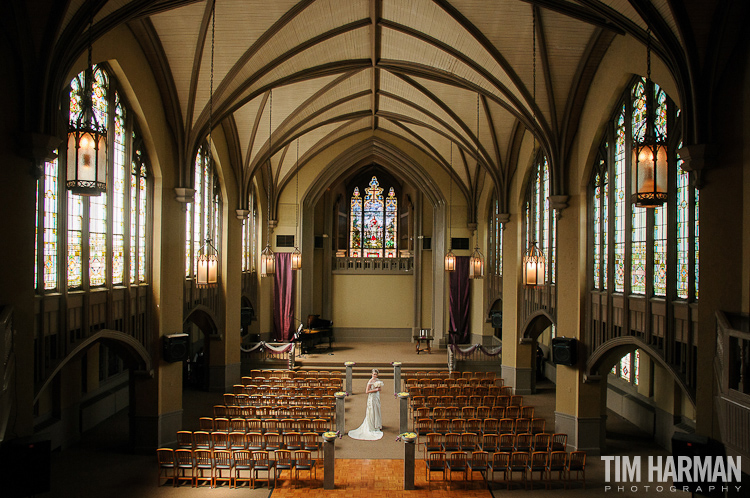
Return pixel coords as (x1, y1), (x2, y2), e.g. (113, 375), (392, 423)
(246, 432), (265, 451)
(514, 418), (531, 434)
(232, 450), (253, 488)
(499, 418), (515, 434)
(451, 418), (466, 433)
(426, 451), (446, 483)
(211, 431), (230, 451)
(213, 449), (233, 488)
(476, 405), (491, 419)
(214, 417), (230, 432)
(284, 432), (303, 452)
(199, 417), (214, 431)
(514, 432), (533, 453)
(312, 418), (329, 435)
(301, 432), (321, 459)
(230, 417), (247, 433)
(432, 406), (447, 421)
(176, 430), (193, 450)
(156, 448), (176, 487)
(505, 405), (520, 419)
(274, 449), (294, 485)
(194, 448), (213, 487)
(490, 406), (505, 419)
(442, 432), (461, 453)
(547, 451), (568, 489)
(483, 417), (499, 435)
(481, 434), (498, 453)
(445, 406), (461, 419)
(423, 432), (443, 458)
(264, 432), (283, 453)
(533, 433), (552, 453)
(531, 417), (546, 434)
(489, 451), (510, 486)
(466, 418), (482, 434)
(229, 431), (246, 451)
(468, 451), (489, 482)
(446, 451), (469, 486)
(193, 431), (211, 450)
(527, 451), (549, 489)
(251, 450), (276, 488)
(434, 418), (450, 435)
(508, 451), (529, 489)
(551, 432), (568, 452)
(174, 448), (195, 487)
(510, 395), (523, 406)
(413, 406), (430, 428)
(498, 433), (516, 453)
(294, 450), (317, 484)
(567, 450), (586, 489)
(461, 406), (476, 419)
(415, 418), (433, 443)
(460, 432), (478, 452)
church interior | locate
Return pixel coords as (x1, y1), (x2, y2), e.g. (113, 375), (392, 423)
(1, 0), (749, 495)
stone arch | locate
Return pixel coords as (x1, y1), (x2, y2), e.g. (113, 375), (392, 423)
(520, 310), (555, 342)
(33, 330), (152, 404)
(585, 336), (696, 407)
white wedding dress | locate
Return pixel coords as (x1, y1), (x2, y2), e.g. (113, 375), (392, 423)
(348, 379), (384, 440)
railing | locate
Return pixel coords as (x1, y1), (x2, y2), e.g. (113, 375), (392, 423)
(522, 284), (556, 325)
(0, 306), (15, 442)
(715, 311), (750, 458)
(332, 256), (413, 274)
(448, 343), (502, 372)
(240, 342), (296, 370)
(184, 278), (222, 319)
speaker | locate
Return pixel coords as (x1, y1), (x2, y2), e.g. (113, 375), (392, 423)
(0, 440), (51, 497)
(163, 333), (189, 362)
(491, 312), (502, 328)
(551, 337), (577, 366)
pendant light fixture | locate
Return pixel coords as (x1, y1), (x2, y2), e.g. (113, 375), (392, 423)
(67, 12), (107, 196)
(469, 93), (484, 279)
(260, 89), (276, 277)
(444, 143), (456, 272)
(291, 138), (302, 270)
(631, 27), (668, 208)
(196, 2), (219, 287)
(522, 6), (545, 288)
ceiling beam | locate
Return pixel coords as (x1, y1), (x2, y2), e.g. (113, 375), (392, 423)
(370, 0), (382, 130)
(515, 0), (626, 34)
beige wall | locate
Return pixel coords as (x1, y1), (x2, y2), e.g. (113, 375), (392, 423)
(332, 274), (414, 328)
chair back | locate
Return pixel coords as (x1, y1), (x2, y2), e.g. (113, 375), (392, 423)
(470, 450), (489, 468)
(515, 432), (533, 451)
(448, 451), (468, 468)
(509, 451), (529, 470)
(568, 450), (586, 470)
(520, 406), (535, 419)
(199, 417), (214, 431)
(476, 406), (490, 419)
(234, 450), (252, 467)
(499, 433), (516, 452)
(552, 432), (568, 451)
(157, 448), (175, 465)
(275, 449), (293, 469)
(294, 450), (314, 468)
(492, 451), (510, 469)
(529, 451), (549, 470)
(246, 432), (264, 451)
(214, 449), (232, 467)
(443, 432), (461, 451)
(481, 433), (498, 452)
(193, 431), (211, 449)
(548, 451), (567, 469)
(514, 418), (531, 433)
(175, 448), (194, 467)
(428, 451), (446, 469)
(176, 430), (193, 449)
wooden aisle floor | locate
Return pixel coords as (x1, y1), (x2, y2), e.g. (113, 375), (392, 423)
(270, 458), (492, 498)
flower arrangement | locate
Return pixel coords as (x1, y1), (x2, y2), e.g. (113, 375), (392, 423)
(395, 432), (417, 442)
(394, 391), (409, 398)
(323, 431), (342, 440)
(391, 361), (402, 367)
(334, 391), (348, 397)
(344, 361), (356, 366)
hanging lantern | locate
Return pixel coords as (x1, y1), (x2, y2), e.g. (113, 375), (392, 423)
(445, 249), (456, 272)
(631, 115), (668, 207)
(469, 245), (484, 279)
(260, 244), (275, 277)
(196, 238), (219, 287)
(523, 243), (545, 287)
(291, 246), (302, 270)
(67, 51), (107, 196)
(631, 28), (668, 208)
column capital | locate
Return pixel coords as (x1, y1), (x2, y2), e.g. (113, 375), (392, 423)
(174, 187), (195, 204)
(497, 213), (511, 225)
(17, 132), (61, 179)
(235, 209), (250, 220)
(677, 143), (709, 188)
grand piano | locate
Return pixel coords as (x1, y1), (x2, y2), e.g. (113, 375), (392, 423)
(296, 315), (334, 353)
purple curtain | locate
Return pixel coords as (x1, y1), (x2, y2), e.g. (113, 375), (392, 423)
(273, 253), (295, 341)
(449, 256), (471, 343)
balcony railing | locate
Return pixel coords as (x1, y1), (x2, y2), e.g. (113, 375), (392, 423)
(332, 256), (413, 274)
(715, 311), (750, 458)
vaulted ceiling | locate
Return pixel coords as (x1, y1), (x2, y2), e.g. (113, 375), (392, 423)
(54, 0), (690, 213)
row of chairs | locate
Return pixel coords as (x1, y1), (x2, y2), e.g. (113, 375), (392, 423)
(407, 385), (508, 398)
(213, 404), (335, 420)
(223, 393), (337, 406)
(413, 404), (533, 423)
(422, 432), (568, 456)
(403, 371), (494, 380)
(415, 417), (545, 436)
(405, 377), (500, 389)
(177, 431), (323, 458)
(157, 448), (316, 488)
(234, 383), (341, 395)
(198, 416), (333, 434)
(411, 394), (522, 412)
(425, 450), (586, 490)
(245, 369), (341, 380)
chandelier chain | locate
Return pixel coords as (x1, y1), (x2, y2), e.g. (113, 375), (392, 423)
(646, 27), (651, 81)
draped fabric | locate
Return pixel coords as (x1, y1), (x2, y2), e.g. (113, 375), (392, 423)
(449, 256), (471, 343)
(273, 253), (295, 341)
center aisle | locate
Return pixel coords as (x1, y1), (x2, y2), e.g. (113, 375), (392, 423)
(335, 376), (403, 460)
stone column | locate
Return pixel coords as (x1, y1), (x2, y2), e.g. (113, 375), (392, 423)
(398, 392), (410, 433)
(323, 434), (336, 489)
(345, 361), (354, 393)
(393, 362), (402, 393)
(335, 392), (346, 433)
(403, 438), (416, 490)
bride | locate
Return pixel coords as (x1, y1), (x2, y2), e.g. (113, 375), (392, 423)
(348, 369), (384, 440)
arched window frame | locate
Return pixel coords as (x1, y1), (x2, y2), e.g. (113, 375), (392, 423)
(34, 63), (152, 293)
(488, 194), (503, 277)
(348, 175), (398, 258)
(589, 76), (698, 300)
(185, 143), (222, 278)
(523, 154), (556, 285)
(241, 190), (257, 273)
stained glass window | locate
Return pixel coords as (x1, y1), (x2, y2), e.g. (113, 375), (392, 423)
(35, 64), (150, 294)
(132, 134), (148, 283)
(694, 190), (699, 300)
(43, 159), (59, 290)
(349, 176), (397, 258)
(631, 206), (646, 294)
(614, 108), (626, 292)
(185, 144), (221, 279)
(634, 349), (640, 386)
(653, 204), (667, 296)
(619, 353), (631, 381)
(113, 97), (126, 285)
(524, 155), (554, 284)
(489, 196), (503, 277)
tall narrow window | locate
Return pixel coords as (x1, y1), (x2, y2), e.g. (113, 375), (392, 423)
(348, 175), (397, 258)
(67, 192), (83, 288)
(112, 98), (126, 285)
(488, 196), (503, 277)
(42, 159), (59, 290)
(185, 144), (221, 278)
(614, 108), (626, 292)
(131, 134), (148, 283)
(524, 155), (554, 284)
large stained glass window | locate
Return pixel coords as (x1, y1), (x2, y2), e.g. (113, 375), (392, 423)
(348, 176), (398, 258)
(35, 64), (150, 294)
(488, 195), (503, 277)
(591, 157), (608, 290)
(131, 135), (148, 283)
(614, 108), (626, 292)
(524, 155), (555, 284)
(185, 144), (221, 278)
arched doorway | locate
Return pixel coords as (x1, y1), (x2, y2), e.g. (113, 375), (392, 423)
(520, 311), (555, 393)
(182, 307), (219, 391)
